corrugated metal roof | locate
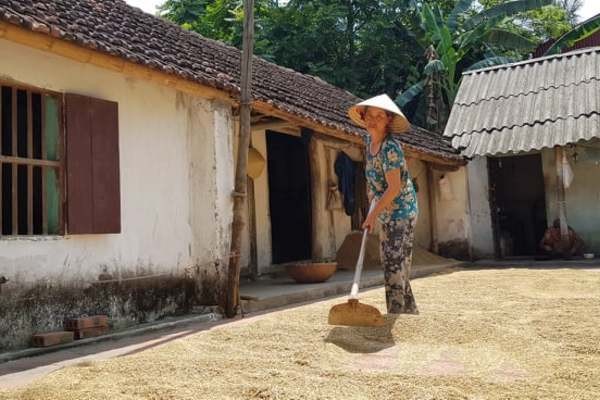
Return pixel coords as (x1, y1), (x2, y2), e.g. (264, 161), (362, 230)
(451, 114), (600, 156)
(444, 47), (600, 156)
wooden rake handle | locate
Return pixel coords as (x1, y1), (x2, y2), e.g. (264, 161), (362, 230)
(349, 200), (376, 299)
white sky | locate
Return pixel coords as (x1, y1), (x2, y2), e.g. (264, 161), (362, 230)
(125, 0), (162, 14)
(125, 0), (600, 21)
(577, 0), (600, 21)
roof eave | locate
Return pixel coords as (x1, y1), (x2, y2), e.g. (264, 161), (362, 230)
(1, 20), (463, 165)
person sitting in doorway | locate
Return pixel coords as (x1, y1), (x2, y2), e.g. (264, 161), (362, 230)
(539, 219), (585, 259)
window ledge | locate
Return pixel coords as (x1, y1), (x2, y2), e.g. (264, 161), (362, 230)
(0, 235), (65, 242)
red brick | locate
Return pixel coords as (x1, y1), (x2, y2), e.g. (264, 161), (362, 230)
(73, 326), (110, 340)
(65, 315), (109, 330)
(32, 331), (74, 347)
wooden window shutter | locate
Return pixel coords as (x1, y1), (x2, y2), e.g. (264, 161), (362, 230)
(65, 93), (121, 234)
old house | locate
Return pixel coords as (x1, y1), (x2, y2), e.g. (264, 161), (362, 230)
(445, 47), (600, 259)
(0, 0), (464, 351)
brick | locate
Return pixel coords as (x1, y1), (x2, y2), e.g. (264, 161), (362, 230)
(32, 331), (74, 347)
(73, 326), (110, 340)
(65, 315), (109, 330)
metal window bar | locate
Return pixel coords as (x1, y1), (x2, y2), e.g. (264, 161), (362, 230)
(0, 88), (2, 233)
(0, 85), (62, 236)
(41, 95), (47, 235)
(11, 87), (17, 235)
(27, 91), (33, 235)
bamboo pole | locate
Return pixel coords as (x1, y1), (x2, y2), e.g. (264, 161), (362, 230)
(225, 0), (254, 318)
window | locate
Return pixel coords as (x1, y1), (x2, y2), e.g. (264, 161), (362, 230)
(0, 83), (121, 237)
(0, 85), (63, 236)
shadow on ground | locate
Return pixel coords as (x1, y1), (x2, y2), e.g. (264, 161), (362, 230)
(324, 314), (398, 354)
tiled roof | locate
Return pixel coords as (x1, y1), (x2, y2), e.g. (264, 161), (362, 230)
(0, 0), (462, 162)
(444, 47), (600, 157)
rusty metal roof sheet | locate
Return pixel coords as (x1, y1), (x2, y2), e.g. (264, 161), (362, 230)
(444, 47), (600, 157)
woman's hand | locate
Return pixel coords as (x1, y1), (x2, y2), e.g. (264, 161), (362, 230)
(362, 212), (377, 233)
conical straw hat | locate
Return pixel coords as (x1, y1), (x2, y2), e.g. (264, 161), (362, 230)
(247, 146), (265, 179)
(348, 94), (410, 133)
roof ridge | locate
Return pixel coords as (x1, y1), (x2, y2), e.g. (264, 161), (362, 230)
(463, 46), (600, 75)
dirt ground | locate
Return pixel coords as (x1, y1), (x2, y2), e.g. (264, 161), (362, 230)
(2, 268), (600, 400)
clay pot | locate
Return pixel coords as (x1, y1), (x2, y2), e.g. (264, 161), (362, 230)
(286, 262), (337, 284)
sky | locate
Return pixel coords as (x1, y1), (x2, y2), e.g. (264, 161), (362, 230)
(125, 0), (161, 14)
(577, 0), (600, 21)
(125, 0), (600, 21)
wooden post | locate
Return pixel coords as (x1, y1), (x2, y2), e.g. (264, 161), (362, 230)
(0, 89), (3, 235)
(308, 134), (324, 260)
(225, 0), (254, 318)
(27, 91), (33, 235)
(426, 164), (439, 253)
(247, 174), (259, 279)
(324, 146), (336, 256)
(555, 146), (568, 238)
(11, 87), (18, 235)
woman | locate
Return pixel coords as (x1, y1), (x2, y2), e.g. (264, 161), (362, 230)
(348, 94), (419, 314)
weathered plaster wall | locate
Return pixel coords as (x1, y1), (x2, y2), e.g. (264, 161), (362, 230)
(541, 145), (600, 253)
(238, 130), (273, 274)
(312, 140), (434, 258)
(0, 39), (233, 349)
(241, 127), (465, 271)
(466, 156), (495, 258)
(433, 166), (472, 260)
(325, 146), (351, 254)
(312, 137), (365, 261)
(250, 130), (273, 272)
(407, 158), (432, 249)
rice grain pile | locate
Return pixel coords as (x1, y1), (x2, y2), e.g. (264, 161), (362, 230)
(2, 268), (599, 400)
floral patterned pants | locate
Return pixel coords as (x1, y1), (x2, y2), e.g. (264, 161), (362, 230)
(380, 217), (418, 314)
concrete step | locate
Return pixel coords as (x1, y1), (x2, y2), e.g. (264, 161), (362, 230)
(240, 263), (462, 313)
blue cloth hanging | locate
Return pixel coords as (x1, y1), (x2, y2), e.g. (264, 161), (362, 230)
(334, 152), (356, 216)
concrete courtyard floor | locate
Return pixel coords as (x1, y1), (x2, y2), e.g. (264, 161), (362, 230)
(1, 267), (600, 399)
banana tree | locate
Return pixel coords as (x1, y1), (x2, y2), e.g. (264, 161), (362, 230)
(396, 0), (553, 129)
(543, 13), (600, 55)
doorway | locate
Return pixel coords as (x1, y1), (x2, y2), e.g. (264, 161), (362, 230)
(266, 131), (312, 264)
(488, 154), (548, 257)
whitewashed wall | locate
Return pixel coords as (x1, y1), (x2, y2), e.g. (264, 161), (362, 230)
(0, 39), (234, 285)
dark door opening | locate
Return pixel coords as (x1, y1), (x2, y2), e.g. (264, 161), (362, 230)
(266, 131), (312, 264)
(488, 154), (548, 257)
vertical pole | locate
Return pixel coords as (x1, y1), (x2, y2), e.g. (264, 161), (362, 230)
(555, 146), (568, 238)
(11, 88), (18, 235)
(426, 163), (439, 253)
(27, 91), (33, 235)
(248, 174), (258, 279)
(324, 146), (336, 256)
(308, 134), (322, 259)
(0, 87), (3, 235)
(41, 95), (47, 235)
(225, 0), (254, 318)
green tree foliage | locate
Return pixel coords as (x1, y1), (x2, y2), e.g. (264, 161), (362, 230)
(479, 0), (574, 41)
(396, 0), (557, 129)
(158, 0), (588, 129)
(544, 13), (600, 55)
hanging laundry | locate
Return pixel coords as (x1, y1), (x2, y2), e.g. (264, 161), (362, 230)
(334, 151), (356, 216)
